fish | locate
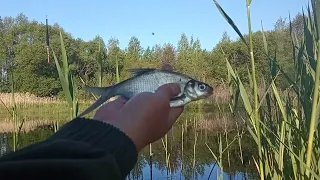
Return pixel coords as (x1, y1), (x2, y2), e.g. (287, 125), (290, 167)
(78, 68), (213, 117)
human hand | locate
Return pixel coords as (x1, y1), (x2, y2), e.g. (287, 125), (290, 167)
(93, 64), (184, 151)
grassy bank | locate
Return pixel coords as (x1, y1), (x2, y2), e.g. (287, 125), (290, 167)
(0, 99), (244, 132)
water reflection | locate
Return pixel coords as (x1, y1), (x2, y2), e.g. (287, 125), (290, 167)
(0, 134), (8, 157)
(0, 109), (259, 180)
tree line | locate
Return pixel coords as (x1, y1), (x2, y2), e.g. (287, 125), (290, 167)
(0, 13), (304, 98)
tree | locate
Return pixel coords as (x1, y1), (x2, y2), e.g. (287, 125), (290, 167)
(126, 36), (143, 62)
(0, 12), (302, 97)
(161, 43), (176, 64)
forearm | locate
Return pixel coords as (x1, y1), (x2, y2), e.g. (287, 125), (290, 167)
(0, 118), (138, 180)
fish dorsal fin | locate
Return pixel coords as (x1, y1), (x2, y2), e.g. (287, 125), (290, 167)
(127, 68), (156, 76)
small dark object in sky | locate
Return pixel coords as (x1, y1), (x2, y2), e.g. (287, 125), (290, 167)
(152, 32), (155, 35)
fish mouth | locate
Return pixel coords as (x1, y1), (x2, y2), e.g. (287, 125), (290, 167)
(207, 86), (214, 95)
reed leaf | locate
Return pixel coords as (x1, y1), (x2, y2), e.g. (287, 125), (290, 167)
(59, 31), (69, 86)
(97, 40), (103, 87)
(306, 0), (320, 177)
(52, 50), (72, 108)
(212, 0), (248, 48)
(52, 31), (78, 118)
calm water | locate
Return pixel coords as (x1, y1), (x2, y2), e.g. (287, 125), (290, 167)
(0, 108), (259, 180)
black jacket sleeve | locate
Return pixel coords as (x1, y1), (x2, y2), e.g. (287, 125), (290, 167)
(0, 117), (138, 180)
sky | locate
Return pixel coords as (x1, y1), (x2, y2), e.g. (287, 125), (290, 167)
(1, 0), (310, 50)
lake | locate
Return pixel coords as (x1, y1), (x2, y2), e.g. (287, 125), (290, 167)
(0, 103), (259, 180)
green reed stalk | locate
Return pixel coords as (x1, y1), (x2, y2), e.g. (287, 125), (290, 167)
(192, 118), (197, 170)
(218, 134), (223, 180)
(185, 118), (188, 134)
(1, 74), (27, 146)
(11, 72), (17, 152)
(97, 39), (103, 87)
(149, 142), (152, 178)
(165, 134), (168, 168)
(52, 31), (79, 119)
(225, 128), (231, 167)
(161, 134), (170, 171)
(181, 123), (184, 175)
(205, 119), (208, 142)
(245, 1), (264, 179)
(149, 144), (152, 157)
(306, 1), (320, 176)
(236, 122), (244, 164)
(116, 54), (120, 83)
(206, 128), (243, 180)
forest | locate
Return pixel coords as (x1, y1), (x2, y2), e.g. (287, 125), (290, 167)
(0, 13), (304, 98)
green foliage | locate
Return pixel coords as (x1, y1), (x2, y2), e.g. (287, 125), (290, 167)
(0, 12), (305, 98)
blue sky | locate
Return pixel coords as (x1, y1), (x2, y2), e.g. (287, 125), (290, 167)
(1, 0), (310, 50)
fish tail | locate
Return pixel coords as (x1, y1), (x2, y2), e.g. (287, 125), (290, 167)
(77, 86), (115, 117)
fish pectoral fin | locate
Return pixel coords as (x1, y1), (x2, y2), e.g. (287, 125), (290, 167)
(126, 68), (156, 76)
(78, 86), (115, 117)
(170, 94), (186, 101)
(77, 96), (109, 117)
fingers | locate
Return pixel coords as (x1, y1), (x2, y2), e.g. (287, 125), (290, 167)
(158, 64), (184, 123)
(155, 83), (181, 100)
(168, 106), (184, 125)
(159, 64), (178, 99)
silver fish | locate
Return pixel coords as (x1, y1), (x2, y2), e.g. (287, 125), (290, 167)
(78, 68), (213, 117)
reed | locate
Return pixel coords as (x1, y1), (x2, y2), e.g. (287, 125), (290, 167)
(206, 100), (245, 180)
(97, 39), (103, 88)
(236, 121), (244, 164)
(160, 133), (170, 176)
(52, 31), (79, 121)
(180, 122), (184, 178)
(206, 130), (242, 180)
(0, 70), (30, 151)
(10, 72), (17, 152)
(212, 0), (320, 179)
(192, 117), (197, 179)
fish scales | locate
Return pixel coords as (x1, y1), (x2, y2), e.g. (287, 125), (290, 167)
(115, 70), (191, 98)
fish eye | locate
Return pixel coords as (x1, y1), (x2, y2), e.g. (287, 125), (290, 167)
(199, 84), (206, 90)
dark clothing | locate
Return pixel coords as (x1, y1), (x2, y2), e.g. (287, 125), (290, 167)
(0, 117), (138, 180)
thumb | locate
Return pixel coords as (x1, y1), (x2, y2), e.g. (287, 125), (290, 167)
(155, 83), (181, 99)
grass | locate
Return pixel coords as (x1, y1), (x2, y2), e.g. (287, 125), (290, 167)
(0, 102), (93, 122)
(0, 92), (62, 104)
(0, 120), (60, 133)
(210, 0), (320, 179)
